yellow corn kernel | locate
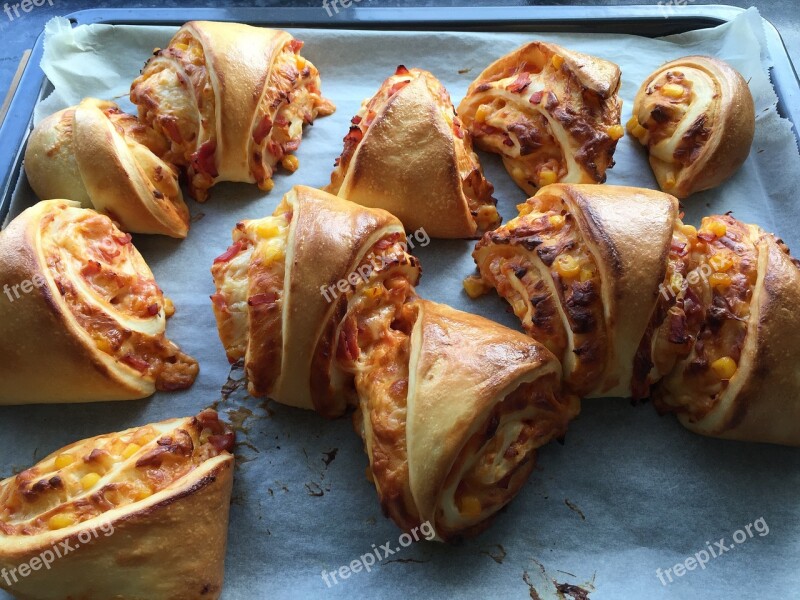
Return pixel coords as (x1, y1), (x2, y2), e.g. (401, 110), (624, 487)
(281, 155), (300, 173)
(163, 297), (175, 318)
(709, 254), (734, 272)
(93, 334), (112, 355)
(700, 220), (727, 239)
(121, 443), (141, 460)
(296, 55), (307, 70)
(551, 54), (564, 69)
(538, 169), (558, 187)
(48, 514), (76, 530)
(680, 224), (698, 238)
(607, 124), (625, 141)
(580, 267), (594, 282)
(81, 473), (102, 491)
(174, 43), (190, 52)
(54, 453), (76, 470)
(517, 202), (534, 217)
(134, 484), (153, 501)
(711, 356), (737, 380)
(260, 240), (285, 265)
(626, 116), (639, 131)
(511, 297), (527, 316)
(255, 220), (281, 240)
(632, 123), (648, 139)
(555, 254), (581, 278)
(475, 104), (491, 123)
(709, 273), (732, 289)
(463, 276), (490, 299)
(661, 83), (685, 98)
(258, 178), (275, 193)
(549, 214), (566, 229)
(459, 495), (483, 518)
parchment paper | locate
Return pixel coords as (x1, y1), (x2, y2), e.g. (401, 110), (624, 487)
(2, 8), (800, 599)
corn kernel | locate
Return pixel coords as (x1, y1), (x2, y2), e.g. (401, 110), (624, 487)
(258, 178), (275, 193)
(549, 214), (566, 229)
(121, 443), (141, 460)
(260, 240), (285, 265)
(680, 224), (698, 238)
(255, 220), (281, 240)
(711, 356), (737, 380)
(163, 297), (175, 318)
(709, 273), (732, 289)
(551, 54), (564, 69)
(626, 116), (640, 132)
(607, 124), (625, 141)
(54, 454), (76, 470)
(632, 123), (648, 139)
(580, 267), (594, 282)
(538, 169), (558, 187)
(517, 202), (534, 217)
(295, 56), (307, 70)
(709, 254), (734, 272)
(511, 297), (527, 316)
(459, 495), (483, 518)
(463, 276), (490, 299)
(555, 254), (581, 278)
(134, 484), (153, 501)
(281, 155), (300, 173)
(700, 220), (727, 239)
(662, 83), (685, 98)
(48, 513), (76, 530)
(475, 104), (491, 122)
(81, 473), (102, 491)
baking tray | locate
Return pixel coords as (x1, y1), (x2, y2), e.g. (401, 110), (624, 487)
(1, 6), (799, 600)
(1, 5), (798, 225)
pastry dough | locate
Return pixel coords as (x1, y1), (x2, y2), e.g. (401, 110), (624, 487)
(0, 410), (235, 600)
(25, 98), (190, 238)
(211, 185), (579, 537)
(0, 200), (198, 404)
(131, 21), (335, 201)
(628, 55), (755, 198)
(458, 42), (623, 195)
(326, 66), (499, 238)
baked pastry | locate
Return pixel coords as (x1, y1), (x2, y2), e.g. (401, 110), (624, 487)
(0, 200), (198, 404)
(467, 184), (800, 446)
(131, 21), (335, 201)
(211, 185), (419, 418)
(346, 299), (577, 541)
(653, 215), (800, 446)
(0, 410), (235, 600)
(25, 98), (190, 238)
(467, 184), (678, 398)
(211, 185), (579, 537)
(458, 42), (623, 196)
(326, 66), (499, 238)
(627, 56), (755, 198)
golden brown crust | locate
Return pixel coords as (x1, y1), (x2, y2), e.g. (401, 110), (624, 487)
(0, 415), (234, 600)
(0, 200), (196, 404)
(25, 99), (189, 238)
(629, 55), (755, 199)
(458, 42), (622, 195)
(674, 234), (800, 445)
(327, 68), (498, 238)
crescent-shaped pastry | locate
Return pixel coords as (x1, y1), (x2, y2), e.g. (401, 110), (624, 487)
(131, 21), (335, 201)
(458, 42), (623, 195)
(653, 215), (800, 446)
(627, 55), (755, 198)
(0, 410), (235, 600)
(0, 200), (198, 404)
(24, 98), (190, 238)
(467, 184), (679, 398)
(211, 185), (419, 418)
(211, 185), (579, 538)
(326, 66), (499, 238)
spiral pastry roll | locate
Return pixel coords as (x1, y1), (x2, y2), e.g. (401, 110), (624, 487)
(131, 21), (335, 201)
(211, 185), (420, 418)
(0, 410), (235, 600)
(24, 98), (189, 238)
(326, 66), (499, 238)
(458, 42), (623, 196)
(652, 215), (800, 446)
(0, 200), (198, 404)
(627, 56), (755, 198)
(466, 184), (678, 398)
(211, 186), (579, 537)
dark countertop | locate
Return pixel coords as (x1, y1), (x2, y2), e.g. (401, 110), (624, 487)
(0, 0), (798, 106)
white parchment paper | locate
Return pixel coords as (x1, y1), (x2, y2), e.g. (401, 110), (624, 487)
(2, 8), (799, 599)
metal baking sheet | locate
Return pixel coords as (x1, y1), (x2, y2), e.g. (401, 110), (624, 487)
(1, 6), (799, 600)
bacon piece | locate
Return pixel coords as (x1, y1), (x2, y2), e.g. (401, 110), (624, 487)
(213, 240), (245, 264)
(120, 354), (150, 374)
(191, 140), (218, 178)
(388, 80), (411, 96)
(508, 72), (531, 94)
(253, 114), (273, 145)
(248, 292), (277, 307)
(81, 261), (102, 277)
(395, 65), (410, 76)
(287, 39), (304, 53)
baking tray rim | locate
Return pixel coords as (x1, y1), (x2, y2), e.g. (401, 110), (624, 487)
(0, 3), (797, 227)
